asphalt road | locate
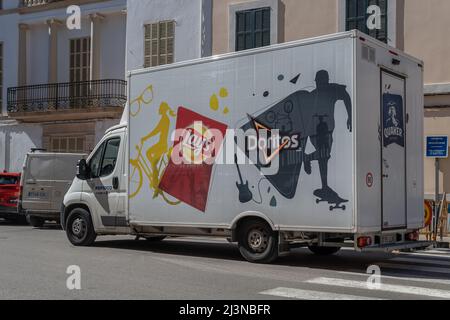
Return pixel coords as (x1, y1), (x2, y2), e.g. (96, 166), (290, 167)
(1, 219), (450, 300)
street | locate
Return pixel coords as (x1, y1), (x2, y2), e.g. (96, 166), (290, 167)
(0, 219), (449, 300)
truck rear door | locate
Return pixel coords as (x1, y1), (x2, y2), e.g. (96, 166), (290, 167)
(22, 155), (53, 212)
(380, 69), (407, 230)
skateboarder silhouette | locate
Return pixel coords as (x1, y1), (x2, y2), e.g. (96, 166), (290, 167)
(303, 70), (352, 210)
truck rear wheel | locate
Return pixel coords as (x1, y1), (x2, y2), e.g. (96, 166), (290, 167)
(237, 219), (278, 264)
(308, 246), (341, 256)
(27, 216), (45, 228)
(66, 208), (97, 247)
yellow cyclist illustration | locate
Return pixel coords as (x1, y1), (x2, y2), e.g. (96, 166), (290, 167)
(130, 101), (180, 205)
(142, 102), (176, 192)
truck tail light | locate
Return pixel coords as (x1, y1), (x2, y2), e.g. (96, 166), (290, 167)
(406, 231), (419, 241)
(357, 236), (372, 248)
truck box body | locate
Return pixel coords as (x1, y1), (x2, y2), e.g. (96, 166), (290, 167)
(62, 31), (426, 260)
(127, 31), (424, 235)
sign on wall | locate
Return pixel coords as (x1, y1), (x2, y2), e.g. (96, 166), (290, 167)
(426, 136), (449, 158)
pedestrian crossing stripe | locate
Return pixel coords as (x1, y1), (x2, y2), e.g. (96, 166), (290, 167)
(389, 257), (450, 267)
(306, 277), (450, 299)
(337, 270), (450, 286)
(260, 287), (385, 300)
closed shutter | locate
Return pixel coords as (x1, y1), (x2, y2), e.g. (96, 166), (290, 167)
(144, 21), (175, 68)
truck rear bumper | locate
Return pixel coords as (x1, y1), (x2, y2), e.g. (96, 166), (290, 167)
(359, 241), (433, 252)
(0, 206), (19, 217)
(26, 211), (61, 221)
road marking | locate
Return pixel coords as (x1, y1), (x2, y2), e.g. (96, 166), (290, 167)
(378, 263), (450, 275)
(389, 257), (450, 267)
(399, 251), (450, 259)
(260, 287), (384, 300)
(337, 270), (450, 286)
(306, 277), (450, 299)
(422, 249), (450, 255)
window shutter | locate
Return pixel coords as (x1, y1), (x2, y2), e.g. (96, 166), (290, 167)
(144, 20), (175, 68)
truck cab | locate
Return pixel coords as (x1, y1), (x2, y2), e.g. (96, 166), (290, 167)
(62, 123), (129, 244)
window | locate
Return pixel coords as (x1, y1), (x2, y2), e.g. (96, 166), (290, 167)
(0, 42), (3, 111)
(144, 21), (175, 68)
(100, 138), (120, 177)
(70, 37), (91, 104)
(236, 7), (270, 51)
(50, 136), (85, 153)
(70, 37), (91, 83)
(89, 138), (121, 179)
(346, 0), (387, 43)
(0, 176), (18, 185)
(88, 143), (105, 179)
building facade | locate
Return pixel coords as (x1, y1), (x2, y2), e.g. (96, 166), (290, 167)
(0, 0), (212, 172)
(211, 0), (450, 200)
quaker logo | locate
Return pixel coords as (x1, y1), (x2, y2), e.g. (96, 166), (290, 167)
(383, 93), (405, 148)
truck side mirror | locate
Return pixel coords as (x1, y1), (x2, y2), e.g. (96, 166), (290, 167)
(77, 159), (90, 180)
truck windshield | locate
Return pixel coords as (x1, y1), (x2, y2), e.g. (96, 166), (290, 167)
(0, 176), (18, 185)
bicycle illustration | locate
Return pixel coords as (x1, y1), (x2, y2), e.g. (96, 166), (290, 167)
(129, 143), (180, 205)
(129, 102), (180, 206)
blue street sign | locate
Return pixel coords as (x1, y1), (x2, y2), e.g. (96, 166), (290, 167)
(426, 136), (449, 158)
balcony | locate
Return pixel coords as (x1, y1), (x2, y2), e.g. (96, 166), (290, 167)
(7, 79), (127, 123)
(20, 0), (64, 7)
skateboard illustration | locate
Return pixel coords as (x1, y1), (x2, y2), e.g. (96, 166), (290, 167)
(314, 188), (348, 211)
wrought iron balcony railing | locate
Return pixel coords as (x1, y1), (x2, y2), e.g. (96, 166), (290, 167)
(20, 0), (64, 8)
(7, 79), (127, 113)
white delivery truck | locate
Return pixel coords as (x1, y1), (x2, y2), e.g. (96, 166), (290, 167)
(62, 31), (427, 263)
(20, 151), (86, 227)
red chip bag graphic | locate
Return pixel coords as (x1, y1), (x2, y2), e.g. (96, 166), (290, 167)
(158, 107), (228, 212)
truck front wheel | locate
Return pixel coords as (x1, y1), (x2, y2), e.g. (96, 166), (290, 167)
(308, 246), (341, 256)
(66, 208), (97, 246)
(237, 219), (279, 264)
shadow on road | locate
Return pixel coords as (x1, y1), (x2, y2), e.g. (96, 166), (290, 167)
(94, 238), (244, 261)
(92, 237), (450, 281)
(0, 218), (28, 227)
(0, 219), (61, 230)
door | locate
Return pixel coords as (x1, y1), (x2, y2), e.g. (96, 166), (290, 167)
(381, 70), (407, 230)
(85, 136), (125, 228)
(22, 155), (54, 212)
(69, 37), (91, 107)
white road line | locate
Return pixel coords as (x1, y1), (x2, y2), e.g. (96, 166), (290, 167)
(378, 263), (450, 275)
(260, 287), (384, 301)
(306, 277), (450, 299)
(389, 257), (450, 267)
(399, 252), (450, 259)
(423, 250), (450, 255)
(337, 270), (450, 286)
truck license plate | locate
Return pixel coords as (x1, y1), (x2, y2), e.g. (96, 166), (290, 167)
(382, 234), (396, 244)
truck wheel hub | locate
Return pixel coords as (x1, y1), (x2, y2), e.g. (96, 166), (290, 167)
(72, 218), (85, 237)
(248, 228), (268, 252)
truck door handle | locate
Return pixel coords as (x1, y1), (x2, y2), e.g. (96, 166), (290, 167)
(382, 174), (389, 178)
(113, 177), (119, 190)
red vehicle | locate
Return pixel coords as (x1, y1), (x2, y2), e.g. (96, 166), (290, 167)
(0, 172), (21, 221)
